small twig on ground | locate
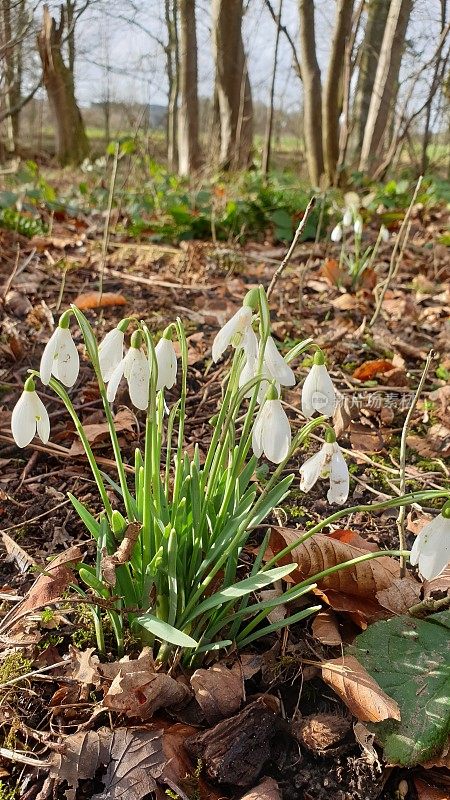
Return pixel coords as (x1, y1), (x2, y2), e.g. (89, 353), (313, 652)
(99, 141), (120, 299)
(397, 350), (433, 577)
(370, 175), (423, 327)
(298, 194), (326, 310)
(266, 196), (316, 301)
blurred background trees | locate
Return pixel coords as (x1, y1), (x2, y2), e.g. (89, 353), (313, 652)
(0, 0), (448, 182)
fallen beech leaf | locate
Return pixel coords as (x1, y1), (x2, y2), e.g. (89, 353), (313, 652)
(239, 777), (282, 800)
(103, 665), (191, 719)
(376, 577), (421, 615)
(70, 645), (100, 686)
(295, 712), (351, 752)
(352, 360), (394, 381)
(190, 663), (244, 724)
(74, 291), (127, 310)
(70, 407), (136, 455)
(329, 529), (378, 552)
(311, 610), (342, 646)
(407, 424), (450, 459)
(320, 258), (341, 286)
(321, 655), (400, 722)
(414, 778), (450, 800)
(1, 531), (37, 573)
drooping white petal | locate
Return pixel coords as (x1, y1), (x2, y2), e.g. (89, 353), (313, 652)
(40, 329), (59, 385)
(125, 348), (150, 410)
(331, 224), (343, 243)
(380, 225), (389, 243)
(261, 399), (291, 463)
(410, 514), (450, 580)
(99, 328), (124, 382)
(354, 217), (363, 236)
(107, 358), (125, 403)
(239, 327), (259, 396)
(327, 443), (349, 505)
(155, 338), (177, 390)
(258, 363), (280, 404)
(264, 336), (295, 387)
(11, 392), (37, 447)
(252, 405), (265, 458)
(300, 444), (331, 494)
(52, 328), (79, 387)
(212, 306), (253, 362)
(342, 209), (352, 228)
(301, 364), (336, 418)
(33, 392), (50, 444)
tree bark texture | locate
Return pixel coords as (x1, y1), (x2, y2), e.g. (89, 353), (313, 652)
(165, 0), (179, 172)
(359, 0), (413, 172)
(298, 0), (324, 186)
(177, 0), (200, 175)
(322, 0), (354, 184)
(212, 0), (253, 169)
(37, 5), (89, 166)
(352, 0), (390, 155)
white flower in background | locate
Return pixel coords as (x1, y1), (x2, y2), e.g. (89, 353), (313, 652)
(301, 351), (336, 418)
(252, 385), (291, 464)
(380, 225), (389, 243)
(410, 506), (450, 581)
(264, 336), (296, 387)
(331, 223), (343, 243)
(40, 311), (79, 387)
(239, 326), (259, 396)
(354, 217), (363, 237)
(342, 208), (353, 228)
(212, 305), (253, 362)
(107, 332), (150, 410)
(99, 320), (129, 382)
(300, 431), (349, 505)
(155, 334), (178, 390)
(11, 377), (50, 448)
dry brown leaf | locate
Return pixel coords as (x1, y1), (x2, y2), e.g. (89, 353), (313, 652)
(407, 424), (450, 459)
(103, 666), (191, 719)
(1, 531), (37, 573)
(352, 359), (394, 381)
(69, 407), (136, 455)
(321, 655), (400, 722)
(294, 713), (351, 752)
(239, 777), (282, 800)
(320, 258), (340, 286)
(311, 610), (342, 646)
(414, 778), (450, 800)
(329, 529), (378, 552)
(101, 522), (142, 587)
(74, 291), (127, 310)
(190, 663), (244, 724)
(376, 577), (421, 614)
(69, 645), (100, 686)
(160, 722), (223, 800)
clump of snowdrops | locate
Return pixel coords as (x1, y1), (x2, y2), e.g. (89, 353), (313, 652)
(11, 287), (449, 663)
(331, 204), (389, 288)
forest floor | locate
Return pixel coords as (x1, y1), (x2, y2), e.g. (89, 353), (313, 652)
(0, 182), (449, 800)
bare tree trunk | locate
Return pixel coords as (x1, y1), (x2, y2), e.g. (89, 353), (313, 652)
(359, 0), (413, 172)
(420, 0), (448, 175)
(322, 0), (354, 184)
(66, 0), (76, 74)
(212, 0), (253, 169)
(1, 0), (15, 151)
(352, 0), (390, 155)
(262, 0), (283, 175)
(178, 0), (200, 175)
(37, 5), (89, 166)
(298, 0), (323, 186)
(165, 0), (179, 171)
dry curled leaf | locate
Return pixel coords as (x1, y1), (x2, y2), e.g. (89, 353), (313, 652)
(413, 778), (450, 800)
(73, 291), (127, 310)
(376, 577), (421, 615)
(103, 665), (191, 719)
(190, 663), (244, 724)
(321, 655), (400, 723)
(352, 359), (394, 381)
(239, 777), (282, 800)
(407, 424), (450, 459)
(101, 523), (142, 587)
(69, 645), (100, 686)
(1, 531), (37, 573)
(311, 610), (342, 646)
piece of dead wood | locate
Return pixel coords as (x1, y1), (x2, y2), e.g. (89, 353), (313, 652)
(186, 698), (289, 787)
(294, 712), (351, 753)
(190, 662), (244, 724)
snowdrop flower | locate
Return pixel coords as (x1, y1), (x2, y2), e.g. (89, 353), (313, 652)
(212, 304), (253, 363)
(107, 331), (150, 410)
(239, 326), (259, 396)
(264, 336), (296, 387)
(342, 208), (353, 228)
(380, 225), (389, 243)
(155, 331), (178, 390)
(300, 429), (349, 505)
(11, 377), (50, 448)
(354, 217), (363, 237)
(331, 223), (343, 243)
(99, 319), (130, 382)
(410, 502), (450, 581)
(40, 311), (79, 387)
(301, 350), (336, 418)
(252, 385), (291, 464)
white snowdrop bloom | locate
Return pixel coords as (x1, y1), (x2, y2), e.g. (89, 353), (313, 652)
(107, 333), (150, 410)
(342, 208), (353, 228)
(354, 217), (363, 237)
(380, 225), (389, 243)
(99, 324), (128, 382)
(331, 223), (343, 243)
(264, 336), (296, 388)
(252, 387), (291, 464)
(239, 326), (259, 397)
(301, 351), (336, 418)
(410, 508), (450, 581)
(40, 313), (79, 387)
(212, 305), (253, 363)
(155, 335), (178, 390)
(11, 378), (50, 448)
(300, 434), (349, 505)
